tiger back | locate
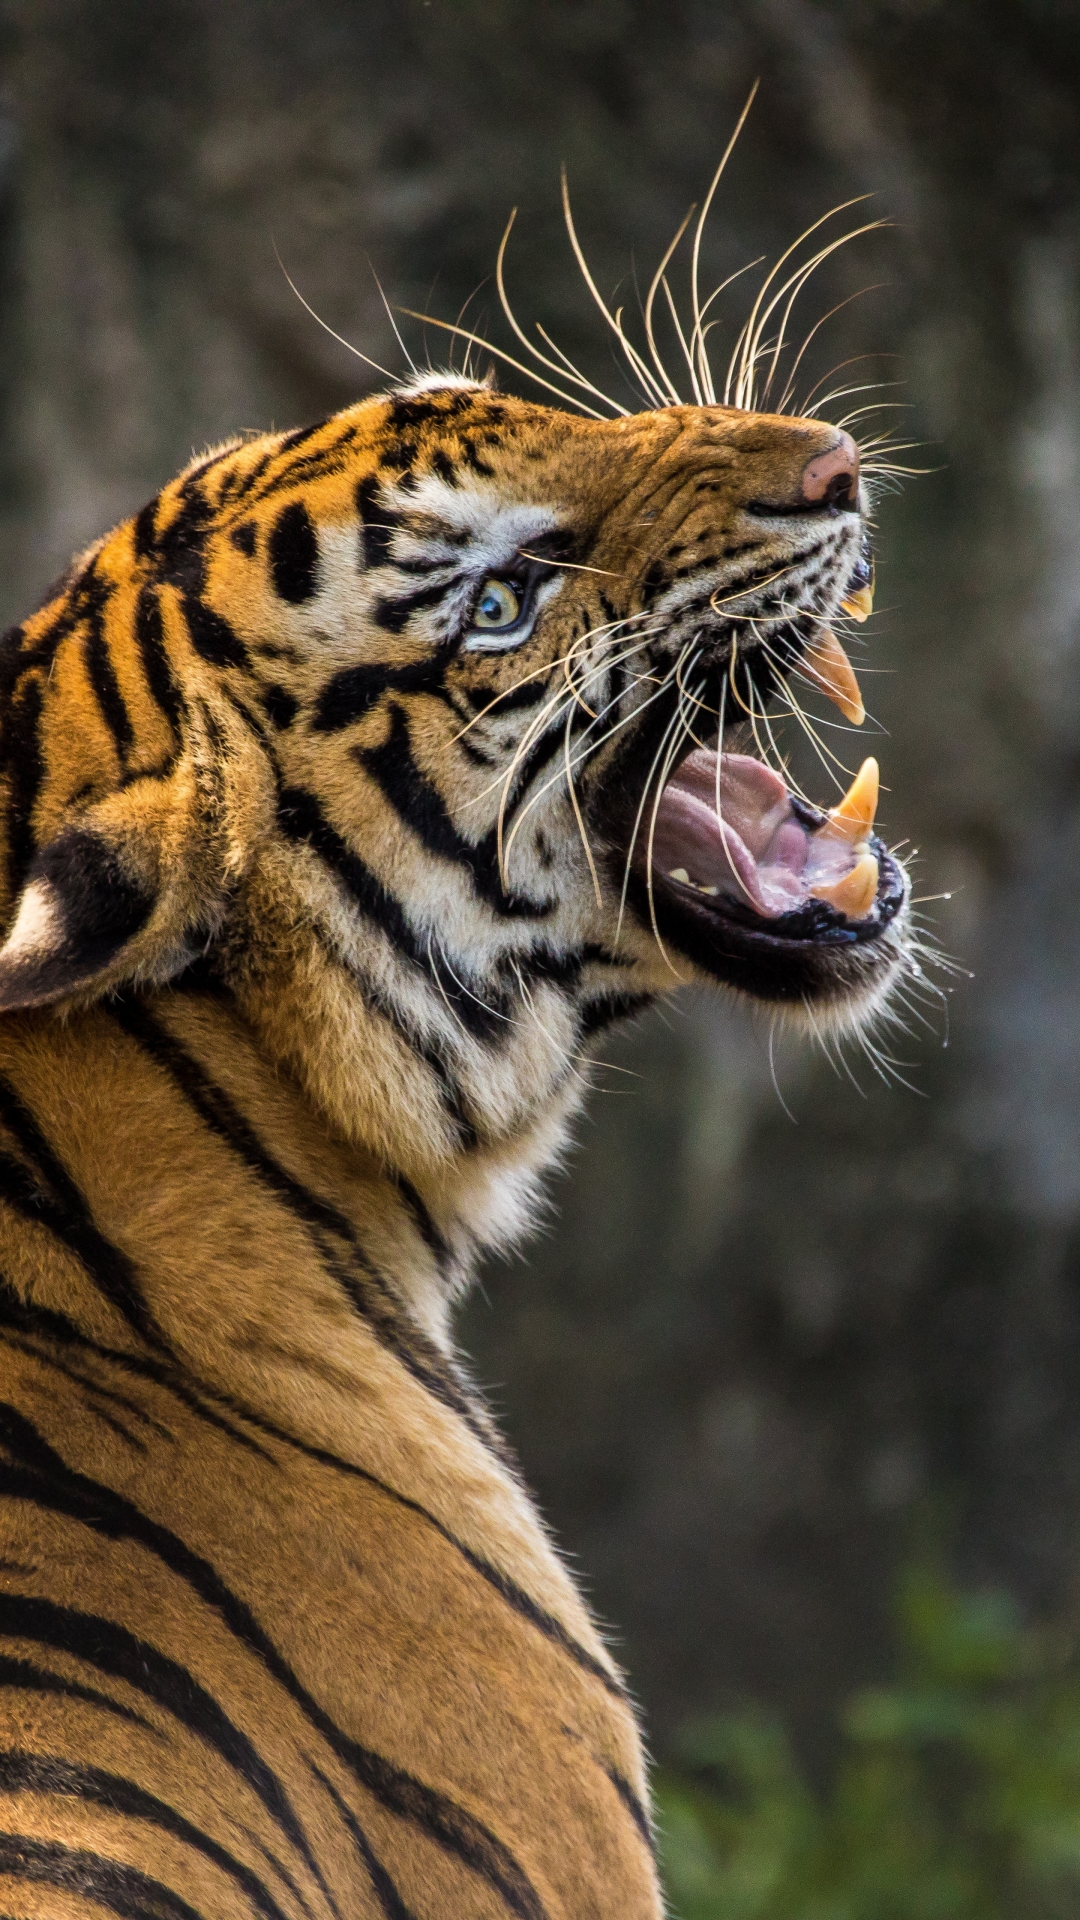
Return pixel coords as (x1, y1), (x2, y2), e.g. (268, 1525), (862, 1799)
(0, 376), (910, 1917)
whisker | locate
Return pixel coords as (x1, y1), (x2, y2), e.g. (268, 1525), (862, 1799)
(643, 203), (699, 405)
(494, 210), (629, 416)
(641, 666), (701, 973)
(690, 82), (760, 403)
(563, 699), (603, 907)
(273, 242), (394, 379)
(776, 298), (889, 416)
(398, 306), (608, 418)
(498, 649), (680, 883)
(560, 169), (670, 408)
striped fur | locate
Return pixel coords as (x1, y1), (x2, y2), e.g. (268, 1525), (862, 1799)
(0, 379), (909, 1916)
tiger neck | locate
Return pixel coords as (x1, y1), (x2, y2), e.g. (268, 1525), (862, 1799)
(0, 981), (582, 1403)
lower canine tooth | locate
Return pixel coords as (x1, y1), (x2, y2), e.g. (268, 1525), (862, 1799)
(825, 756), (879, 845)
(812, 852), (879, 920)
(669, 867), (690, 884)
(800, 629), (865, 726)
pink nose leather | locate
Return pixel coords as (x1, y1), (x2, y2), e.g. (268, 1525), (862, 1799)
(800, 432), (860, 508)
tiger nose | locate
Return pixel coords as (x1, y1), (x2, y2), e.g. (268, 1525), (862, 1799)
(799, 432), (860, 510)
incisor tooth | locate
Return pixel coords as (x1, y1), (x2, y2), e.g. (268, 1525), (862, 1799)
(825, 756), (879, 846)
(669, 867), (690, 884)
(840, 583), (874, 623)
(811, 852), (879, 920)
(800, 629), (865, 726)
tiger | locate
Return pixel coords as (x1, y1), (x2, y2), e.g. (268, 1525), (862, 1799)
(0, 363), (910, 1919)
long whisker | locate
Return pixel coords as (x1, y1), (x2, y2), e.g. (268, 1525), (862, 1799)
(690, 81), (760, 403)
(273, 242), (394, 380)
(560, 169), (669, 408)
(661, 275), (703, 404)
(370, 261), (420, 377)
(500, 651), (682, 883)
(493, 210), (629, 416)
(643, 665), (702, 973)
(744, 219), (888, 412)
(723, 199), (877, 408)
(776, 287), (887, 416)
(398, 307), (608, 417)
(643, 204), (698, 405)
(451, 621), (658, 745)
(614, 647), (694, 945)
(563, 700), (603, 907)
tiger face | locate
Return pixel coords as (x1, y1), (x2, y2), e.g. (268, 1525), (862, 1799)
(0, 373), (909, 1197)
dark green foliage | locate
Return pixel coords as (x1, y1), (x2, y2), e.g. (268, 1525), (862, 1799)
(657, 1562), (1080, 1919)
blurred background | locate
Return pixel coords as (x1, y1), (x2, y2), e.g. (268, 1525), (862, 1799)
(2, 0), (1080, 1905)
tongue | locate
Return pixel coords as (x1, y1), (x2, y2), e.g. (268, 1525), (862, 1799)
(648, 750), (879, 920)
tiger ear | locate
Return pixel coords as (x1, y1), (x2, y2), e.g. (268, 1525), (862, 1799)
(0, 739), (269, 1014)
(0, 821), (158, 1011)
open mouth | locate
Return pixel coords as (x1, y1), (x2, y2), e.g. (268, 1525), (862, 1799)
(617, 598), (908, 995)
(647, 748), (903, 935)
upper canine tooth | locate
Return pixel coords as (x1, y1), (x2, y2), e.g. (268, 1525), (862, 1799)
(825, 756), (879, 845)
(840, 584), (874, 623)
(799, 629), (865, 726)
(811, 852), (879, 919)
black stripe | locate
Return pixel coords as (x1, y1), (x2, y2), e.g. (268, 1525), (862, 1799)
(266, 1408), (625, 1699)
(146, 480), (215, 599)
(250, 444), (354, 507)
(579, 992), (651, 1037)
(278, 785), (432, 973)
(0, 1591), (336, 1917)
(308, 1764), (417, 1920)
(392, 1175), (450, 1270)
(2, 1330), (170, 1447)
(458, 433), (496, 478)
(84, 626), (134, 760)
(0, 1078), (163, 1353)
(372, 577), (455, 634)
(107, 999), (498, 1451)
(0, 1414), (548, 1919)
(462, 674), (550, 716)
(0, 1160), (156, 1362)
(355, 476), (398, 568)
(182, 594), (247, 671)
(599, 1761), (654, 1852)
(276, 418), (332, 456)
(269, 502), (320, 605)
(431, 448), (459, 486)
(280, 783), (614, 1051)
(0, 1276), (276, 1463)
(0, 1654), (156, 1733)
(133, 498), (159, 559)
(0, 1830), (208, 1920)
(135, 587), (186, 740)
(0, 674), (43, 898)
(313, 655), (452, 733)
(223, 448), (275, 505)
(312, 934), (481, 1146)
(383, 391), (480, 432)
(0, 1751), (292, 1920)
(357, 706), (551, 919)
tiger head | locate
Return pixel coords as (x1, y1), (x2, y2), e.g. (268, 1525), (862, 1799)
(0, 376), (910, 1214)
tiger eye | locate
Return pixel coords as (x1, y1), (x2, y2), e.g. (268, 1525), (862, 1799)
(472, 578), (521, 628)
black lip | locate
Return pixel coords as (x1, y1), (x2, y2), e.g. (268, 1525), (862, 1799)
(647, 832), (906, 946)
(619, 836), (906, 1003)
